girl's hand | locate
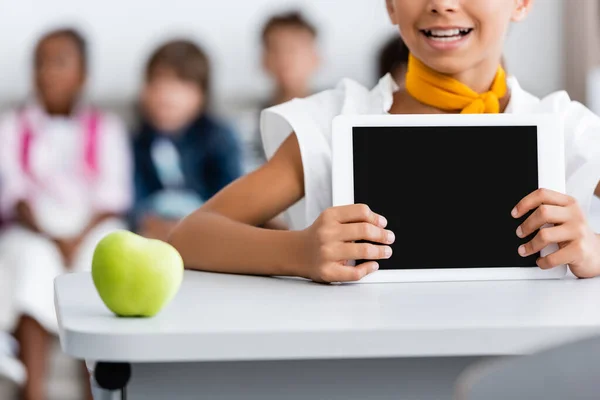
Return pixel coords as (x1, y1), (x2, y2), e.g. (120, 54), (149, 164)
(512, 189), (600, 278)
(300, 204), (395, 283)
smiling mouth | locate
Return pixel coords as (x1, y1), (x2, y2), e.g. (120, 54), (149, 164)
(421, 28), (473, 42)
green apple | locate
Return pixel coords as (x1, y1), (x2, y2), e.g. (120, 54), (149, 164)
(91, 230), (184, 317)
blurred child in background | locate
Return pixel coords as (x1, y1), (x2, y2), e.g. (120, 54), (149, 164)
(247, 11), (321, 169)
(0, 28), (132, 400)
(377, 35), (410, 87)
(132, 39), (243, 242)
(262, 11), (320, 109)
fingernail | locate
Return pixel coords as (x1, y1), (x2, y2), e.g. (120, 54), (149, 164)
(516, 226), (523, 238)
(384, 246), (393, 258)
(536, 258), (543, 268)
(379, 216), (388, 227)
(371, 263), (380, 272)
(387, 230), (395, 243)
(511, 208), (518, 218)
(518, 245), (526, 257)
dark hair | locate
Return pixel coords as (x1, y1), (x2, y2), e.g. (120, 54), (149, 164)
(146, 39), (211, 97)
(36, 28), (88, 71)
(261, 11), (317, 46)
(377, 36), (410, 80)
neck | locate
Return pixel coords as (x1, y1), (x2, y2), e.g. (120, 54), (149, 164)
(41, 96), (77, 117)
(45, 104), (75, 116)
(401, 54), (509, 115)
(391, 87), (511, 115)
(444, 57), (503, 94)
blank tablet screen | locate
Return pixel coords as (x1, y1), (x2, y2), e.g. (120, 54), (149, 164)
(352, 126), (539, 270)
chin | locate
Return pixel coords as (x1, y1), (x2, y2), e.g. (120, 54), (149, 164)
(149, 114), (176, 131)
(150, 119), (176, 133)
(40, 95), (71, 109)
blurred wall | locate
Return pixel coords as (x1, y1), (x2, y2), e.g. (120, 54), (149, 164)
(0, 0), (564, 111)
(504, 0), (564, 99)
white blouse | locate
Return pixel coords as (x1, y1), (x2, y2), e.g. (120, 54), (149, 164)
(261, 74), (600, 231)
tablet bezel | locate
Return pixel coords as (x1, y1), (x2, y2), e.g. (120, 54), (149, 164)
(331, 113), (567, 283)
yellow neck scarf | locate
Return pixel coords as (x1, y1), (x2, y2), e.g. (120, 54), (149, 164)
(405, 54), (507, 114)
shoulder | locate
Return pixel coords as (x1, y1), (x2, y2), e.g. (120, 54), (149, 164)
(261, 78), (370, 126)
(540, 91), (599, 129)
(131, 121), (155, 155)
(196, 114), (239, 143)
(90, 110), (132, 156)
(260, 78), (374, 159)
(509, 77), (600, 133)
(190, 115), (240, 154)
(525, 85), (600, 188)
(200, 114), (236, 135)
(533, 90), (600, 142)
(95, 110), (128, 135)
(85, 108), (130, 147)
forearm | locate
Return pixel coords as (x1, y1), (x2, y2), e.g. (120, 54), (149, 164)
(168, 210), (306, 277)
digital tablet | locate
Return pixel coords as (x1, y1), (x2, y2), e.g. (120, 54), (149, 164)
(331, 114), (567, 283)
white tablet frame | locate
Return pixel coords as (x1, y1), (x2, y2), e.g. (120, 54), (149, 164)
(332, 113), (567, 283)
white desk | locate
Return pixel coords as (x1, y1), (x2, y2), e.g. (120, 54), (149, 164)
(55, 271), (600, 400)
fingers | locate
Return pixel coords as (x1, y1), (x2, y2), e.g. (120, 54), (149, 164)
(318, 205), (393, 245)
(518, 225), (572, 257)
(328, 204), (387, 227)
(517, 205), (572, 238)
(512, 189), (574, 218)
(536, 242), (581, 270)
(336, 242), (393, 261)
(311, 205), (392, 284)
(338, 223), (395, 244)
(319, 262), (381, 283)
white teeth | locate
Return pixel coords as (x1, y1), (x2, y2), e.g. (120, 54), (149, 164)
(429, 29), (460, 37)
(429, 36), (461, 42)
(425, 28), (471, 37)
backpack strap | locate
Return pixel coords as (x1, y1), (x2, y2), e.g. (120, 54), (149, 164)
(19, 110), (34, 177)
(83, 110), (101, 177)
(19, 107), (102, 180)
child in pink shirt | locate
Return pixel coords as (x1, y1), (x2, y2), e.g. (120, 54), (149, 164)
(0, 28), (132, 400)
